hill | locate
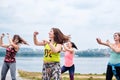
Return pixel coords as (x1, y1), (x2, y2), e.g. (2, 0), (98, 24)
(0, 47), (110, 57)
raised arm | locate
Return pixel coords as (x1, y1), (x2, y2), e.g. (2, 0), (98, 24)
(0, 33), (9, 48)
(96, 38), (120, 53)
(43, 40), (62, 53)
(63, 43), (74, 53)
(49, 43), (62, 53)
(7, 33), (14, 45)
(33, 32), (46, 46)
(7, 33), (19, 51)
(96, 38), (109, 47)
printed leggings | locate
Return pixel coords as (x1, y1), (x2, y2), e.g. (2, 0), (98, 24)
(42, 62), (61, 80)
(61, 64), (75, 80)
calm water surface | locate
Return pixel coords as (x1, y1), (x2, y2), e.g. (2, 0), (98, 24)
(0, 57), (109, 74)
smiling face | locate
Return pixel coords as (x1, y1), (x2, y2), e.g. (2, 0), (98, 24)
(48, 29), (54, 39)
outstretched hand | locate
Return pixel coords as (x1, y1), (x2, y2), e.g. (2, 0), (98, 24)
(106, 40), (111, 46)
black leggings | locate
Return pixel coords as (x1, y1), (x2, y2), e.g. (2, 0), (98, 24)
(106, 65), (120, 80)
(61, 64), (75, 80)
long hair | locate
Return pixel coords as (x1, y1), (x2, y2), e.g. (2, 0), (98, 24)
(52, 28), (69, 44)
(71, 42), (78, 50)
(12, 35), (28, 45)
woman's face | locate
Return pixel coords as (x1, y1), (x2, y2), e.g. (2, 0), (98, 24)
(114, 33), (120, 41)
(66, 42), (72, 48)
(48, 29), (54, 39)
(13, 37), (19, 44)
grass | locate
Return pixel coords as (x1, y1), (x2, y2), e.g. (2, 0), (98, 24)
(18, 70), (116, 80)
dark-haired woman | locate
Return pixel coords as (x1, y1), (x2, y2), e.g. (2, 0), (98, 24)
(0, 33), (28, 80)
(61, 41), (78, 80)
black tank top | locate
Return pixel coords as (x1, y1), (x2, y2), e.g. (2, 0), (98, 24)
(4, 47), (17, 63)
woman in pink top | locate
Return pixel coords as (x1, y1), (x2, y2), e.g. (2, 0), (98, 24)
(61, 41), (78, 80)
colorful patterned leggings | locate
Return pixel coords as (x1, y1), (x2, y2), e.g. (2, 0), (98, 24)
(42, 62), (61, 80)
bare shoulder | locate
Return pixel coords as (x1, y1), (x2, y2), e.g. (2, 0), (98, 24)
(113, 43), (120, 48)
(118, 43), (120, 48)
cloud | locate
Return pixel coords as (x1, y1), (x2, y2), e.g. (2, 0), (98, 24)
(66, 0), (101, 9)
(0, 0), (120, 50)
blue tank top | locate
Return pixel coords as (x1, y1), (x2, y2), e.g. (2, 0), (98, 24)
(109, 51), (120, 64)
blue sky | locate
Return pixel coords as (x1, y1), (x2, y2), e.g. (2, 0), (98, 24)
(0, 0), (120, 50)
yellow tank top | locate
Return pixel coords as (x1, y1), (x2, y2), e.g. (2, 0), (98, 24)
(43, 43), (60, 62)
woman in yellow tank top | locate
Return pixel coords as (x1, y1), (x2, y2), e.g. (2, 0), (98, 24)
(33, 27), (69, 80)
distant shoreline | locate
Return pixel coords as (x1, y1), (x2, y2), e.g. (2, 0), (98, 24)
(0, 48), (110, 57)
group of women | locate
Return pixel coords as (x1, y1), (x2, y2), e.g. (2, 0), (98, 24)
(0, 27), (120, 80)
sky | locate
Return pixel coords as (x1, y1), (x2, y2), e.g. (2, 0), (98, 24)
(0, 0), (120, 50)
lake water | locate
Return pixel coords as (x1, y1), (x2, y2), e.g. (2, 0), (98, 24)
(0, 57), (109, 74)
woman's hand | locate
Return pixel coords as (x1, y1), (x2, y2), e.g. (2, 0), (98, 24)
(96, 38), (102, 44)
(106, 40), (110, 46)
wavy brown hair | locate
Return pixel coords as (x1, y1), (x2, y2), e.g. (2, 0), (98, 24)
(52, 28), (69, 44)
(12, 35), (28, 45)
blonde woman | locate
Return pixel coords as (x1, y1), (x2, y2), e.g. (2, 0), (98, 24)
(96, 32), (120, 80)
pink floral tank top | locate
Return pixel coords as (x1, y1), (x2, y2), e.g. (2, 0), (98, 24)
(4, 47), (17, 63)
(64, 51), (74, 67)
